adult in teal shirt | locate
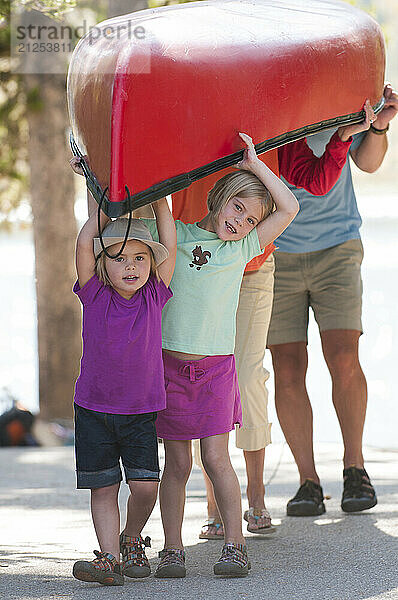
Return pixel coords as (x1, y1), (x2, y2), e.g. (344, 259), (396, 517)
(267, 83), (398, 515)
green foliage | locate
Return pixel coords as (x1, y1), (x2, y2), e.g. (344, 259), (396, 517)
(25, 85), (44, 111)
(0, 0), (98, 224)
(0, 0), (10, 20)
(4, 1), (77, 20)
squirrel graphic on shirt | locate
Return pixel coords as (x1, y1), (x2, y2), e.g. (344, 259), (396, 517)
(190, 245), (211, 270)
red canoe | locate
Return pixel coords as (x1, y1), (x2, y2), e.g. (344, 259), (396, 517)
(67, 0), (385, 216)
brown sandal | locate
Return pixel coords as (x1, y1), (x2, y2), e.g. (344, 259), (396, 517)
(243, 508), (276, 534)
(198, 518), (224, 540)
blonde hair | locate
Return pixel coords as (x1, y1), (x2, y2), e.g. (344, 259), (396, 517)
(207, 171), (274, 221)
(95, 244), (159, 288)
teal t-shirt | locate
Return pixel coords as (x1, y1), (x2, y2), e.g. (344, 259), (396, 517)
(143, 219), (262, 355)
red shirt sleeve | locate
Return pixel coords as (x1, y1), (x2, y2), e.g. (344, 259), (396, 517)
(278, 131), (352, 196)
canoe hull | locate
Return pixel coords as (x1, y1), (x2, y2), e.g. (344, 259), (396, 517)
(67, 0), (385, 213)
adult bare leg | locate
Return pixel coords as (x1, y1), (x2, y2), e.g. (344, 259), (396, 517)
(242, 447), (275, 532)
(244, 448), (265, 509)
(270, 341), (319, 484)
(321, 328), (376, 511)
(270, 341), (326, 515)
(320, 329), (366, 469)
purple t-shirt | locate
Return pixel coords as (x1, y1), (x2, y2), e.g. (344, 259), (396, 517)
(73, 274), (172, 415)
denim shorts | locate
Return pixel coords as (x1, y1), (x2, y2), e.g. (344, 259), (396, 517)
(74, 403), (160, 489)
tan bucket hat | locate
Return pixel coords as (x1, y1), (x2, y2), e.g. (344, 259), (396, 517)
(94, 218), (169, 266)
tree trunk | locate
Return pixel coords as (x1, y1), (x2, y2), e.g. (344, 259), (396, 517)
(25, 73), (81, 421)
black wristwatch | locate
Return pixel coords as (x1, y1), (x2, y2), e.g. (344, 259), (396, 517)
(370, 123), (390, 135)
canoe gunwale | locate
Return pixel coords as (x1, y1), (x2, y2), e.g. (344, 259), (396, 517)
(70, 98), (384, 217)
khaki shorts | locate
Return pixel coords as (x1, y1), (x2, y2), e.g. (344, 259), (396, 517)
(193, 255), (275, 464)
(267, 239), (363, 347)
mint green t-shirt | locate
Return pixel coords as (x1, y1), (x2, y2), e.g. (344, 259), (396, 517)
(143, 219), (262, 355)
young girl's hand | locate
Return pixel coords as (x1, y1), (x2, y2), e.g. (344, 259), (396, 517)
(70, 155), (89, 176)
(338, 99), (376, 141)
(235, 132), (261, 171)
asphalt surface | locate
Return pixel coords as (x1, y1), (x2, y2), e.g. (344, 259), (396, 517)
(1, 441), (398, 600)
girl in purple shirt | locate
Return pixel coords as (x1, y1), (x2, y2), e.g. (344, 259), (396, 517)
(70, 157), (176, 587)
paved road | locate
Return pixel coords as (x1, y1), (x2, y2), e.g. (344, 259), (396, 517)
(1, 442), (398, 600)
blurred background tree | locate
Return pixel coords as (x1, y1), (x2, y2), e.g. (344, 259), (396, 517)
(0, 0), (148, 422)
(1, 0), (83, 421)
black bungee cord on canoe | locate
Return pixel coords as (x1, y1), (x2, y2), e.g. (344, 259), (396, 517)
(69, 96), (385, 214)
(97, 184), (133, 260)
(69, 132), (134, 260)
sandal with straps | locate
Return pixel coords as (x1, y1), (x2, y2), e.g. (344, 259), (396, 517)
(73, 550), (124, 586)
(198, 518), (224, 540)
(119, 532), (151, 578)
(243, 507), (276, 534)
(213, 542), (250, 577)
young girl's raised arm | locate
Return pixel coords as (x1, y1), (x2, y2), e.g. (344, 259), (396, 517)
(151, 198), (177, 287)
(237, 133), (299, 249)
(70, 157), (110, 288)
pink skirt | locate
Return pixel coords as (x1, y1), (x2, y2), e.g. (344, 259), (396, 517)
(156, 352), (242, 440)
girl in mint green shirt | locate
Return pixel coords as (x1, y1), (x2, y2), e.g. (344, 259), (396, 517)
(147, 133), (299, 578)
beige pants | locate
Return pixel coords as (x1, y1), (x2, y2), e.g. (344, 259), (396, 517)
(194, 256), (274, 464)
